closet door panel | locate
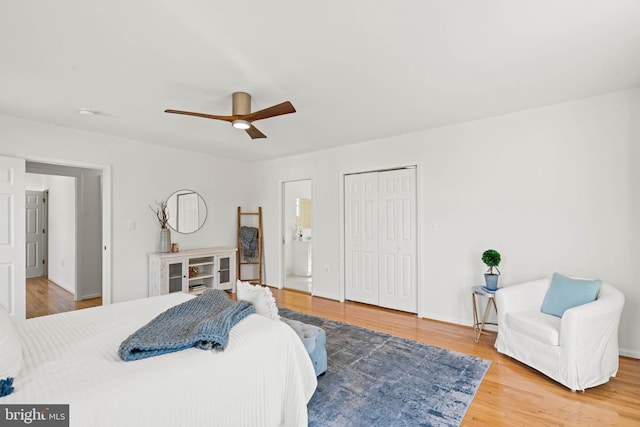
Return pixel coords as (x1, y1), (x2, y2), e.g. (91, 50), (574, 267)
(345, 172), (378, 305)
(396, 169), (417, 313)
(378, 169), (417, 313)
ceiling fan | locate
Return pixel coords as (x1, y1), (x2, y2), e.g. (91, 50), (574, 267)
(165, 92), (296, 139)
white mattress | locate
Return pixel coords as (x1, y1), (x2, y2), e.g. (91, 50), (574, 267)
(5, 293), (317, 427)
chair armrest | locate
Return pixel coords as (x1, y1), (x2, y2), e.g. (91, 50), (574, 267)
(495, 279), (549, 312)
(560, 286), (625, 354)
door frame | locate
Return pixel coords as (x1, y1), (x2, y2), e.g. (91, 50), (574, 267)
(23, 155), (112, 305)
(339, 162), (423, 315)
(279, 177), (313, 292)
(43, 190), (48, 277)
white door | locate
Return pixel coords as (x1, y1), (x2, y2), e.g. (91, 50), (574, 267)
(0, 156), (26, 318)
(345, 168), (417, 313)
(344, 172), (379, 305)
(378, 168), (417, 312)
(25, 190), (44, 278)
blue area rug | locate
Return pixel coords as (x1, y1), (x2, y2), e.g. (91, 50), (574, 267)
(279, 308), (490, 427)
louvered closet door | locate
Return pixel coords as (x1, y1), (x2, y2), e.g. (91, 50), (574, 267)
(378, 168), (417, 313)
(344, 172), (379, 305)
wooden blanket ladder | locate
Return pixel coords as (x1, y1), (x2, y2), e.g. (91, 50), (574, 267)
(237, 207), (265, 285)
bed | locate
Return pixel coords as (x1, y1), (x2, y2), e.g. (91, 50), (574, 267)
(2, 293), (317, 427)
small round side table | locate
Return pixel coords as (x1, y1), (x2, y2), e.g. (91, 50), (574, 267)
(471, 285), (498, 343)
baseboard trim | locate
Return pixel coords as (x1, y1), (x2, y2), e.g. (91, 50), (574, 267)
(77, 293), (101, 301)
(620, 348), (640, 359)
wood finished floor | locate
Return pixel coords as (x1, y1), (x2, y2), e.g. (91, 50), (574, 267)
(268, 288), (640, 427)
(26, 281), (639, 425)
(26, 276), (102, 319)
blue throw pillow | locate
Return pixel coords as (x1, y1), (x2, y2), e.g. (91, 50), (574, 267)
(541, 273), (602, 318)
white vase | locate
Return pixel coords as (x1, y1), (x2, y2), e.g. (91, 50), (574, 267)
(159, 228), (171, 253)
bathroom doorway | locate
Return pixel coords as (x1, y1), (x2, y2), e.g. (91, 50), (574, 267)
(282, 179), (312, 293)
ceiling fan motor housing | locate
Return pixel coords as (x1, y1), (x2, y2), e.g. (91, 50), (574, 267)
(232, 92), (251, 115)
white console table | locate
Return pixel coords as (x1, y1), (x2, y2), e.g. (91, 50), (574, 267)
(148, 247), (237, 296)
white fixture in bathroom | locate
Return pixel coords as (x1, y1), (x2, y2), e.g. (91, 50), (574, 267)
(293, 239), (312, 277)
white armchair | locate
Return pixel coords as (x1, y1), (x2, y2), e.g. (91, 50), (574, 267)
(494, 278), (625, 391)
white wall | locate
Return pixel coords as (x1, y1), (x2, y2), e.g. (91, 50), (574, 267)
(25, 173), (47, 190)
(0, 114), (255, 304)
(47, 175), (76, 294)
(253, 88), (640, 357)
(2, 87), (638, 357)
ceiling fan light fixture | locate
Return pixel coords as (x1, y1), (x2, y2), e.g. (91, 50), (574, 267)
(232, 119), (251, 130)
(165, 93), (295, 139)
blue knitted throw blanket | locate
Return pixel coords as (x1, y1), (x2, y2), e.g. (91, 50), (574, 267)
(0, 377), (14, 397)
(119, 289), (255, 361)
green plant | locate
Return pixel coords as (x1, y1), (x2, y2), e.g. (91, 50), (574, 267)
(481, 249), (501, 275)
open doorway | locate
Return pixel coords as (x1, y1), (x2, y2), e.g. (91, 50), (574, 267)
(282, 179), (312, 293)
(25, 163), (104, 318)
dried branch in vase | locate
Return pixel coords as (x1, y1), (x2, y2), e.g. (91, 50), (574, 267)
(149, 201), (169, 229)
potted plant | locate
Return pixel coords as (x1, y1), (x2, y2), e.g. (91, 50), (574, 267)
(481, 249), (501, 291)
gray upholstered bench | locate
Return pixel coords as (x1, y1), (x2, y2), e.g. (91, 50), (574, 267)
(281, 317), (327, 376)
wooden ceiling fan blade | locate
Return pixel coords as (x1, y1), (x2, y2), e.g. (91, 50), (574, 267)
(164, 109), (237, 122)
(166, 95), (292, 139)
(243, 101), (296, 122)
(245, 125), (267, 139)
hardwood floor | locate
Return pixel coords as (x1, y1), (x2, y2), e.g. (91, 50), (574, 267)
(268, 288), (640, 427)
(26, 276), (102, 318)
(25, 282), (639, 425)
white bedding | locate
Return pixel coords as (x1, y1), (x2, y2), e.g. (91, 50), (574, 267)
(5, 293), (317, 427)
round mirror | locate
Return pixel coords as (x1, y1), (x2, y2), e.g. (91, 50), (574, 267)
(166, 190), (207, 234)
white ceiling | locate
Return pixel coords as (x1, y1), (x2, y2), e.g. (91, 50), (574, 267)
(2, 1), (639, 162)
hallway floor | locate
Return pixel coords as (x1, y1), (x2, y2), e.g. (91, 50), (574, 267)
(26, 276), (102, 318)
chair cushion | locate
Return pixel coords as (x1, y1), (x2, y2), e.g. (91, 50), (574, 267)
(506, 311), (562, 346)
(540, 273), (602, 318)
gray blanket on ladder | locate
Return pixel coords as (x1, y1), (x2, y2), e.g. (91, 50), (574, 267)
(240, 226), (259, 259)
(119, 289), (255, 361)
